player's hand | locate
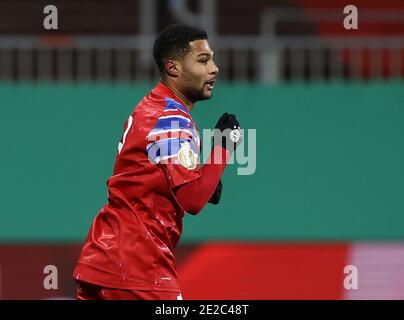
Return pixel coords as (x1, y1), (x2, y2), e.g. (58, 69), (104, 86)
(208, 179), (223, 205)
(213, 113), (242, 154)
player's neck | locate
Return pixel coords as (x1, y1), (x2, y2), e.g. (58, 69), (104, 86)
(161, 78), (194, 111)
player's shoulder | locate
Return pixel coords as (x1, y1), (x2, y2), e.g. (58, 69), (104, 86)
(136, 90), (192, 125)
(161, 97), (191, 118)
(136, 84), (187, 112)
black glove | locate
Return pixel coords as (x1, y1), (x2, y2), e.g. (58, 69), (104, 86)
(208, 179), (223, 205)
(213, 113), (242, 154)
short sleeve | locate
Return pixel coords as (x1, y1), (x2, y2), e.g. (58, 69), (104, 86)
(146, 98), (201, 189)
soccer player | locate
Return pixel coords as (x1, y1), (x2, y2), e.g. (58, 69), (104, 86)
(73, 24), (241, 300)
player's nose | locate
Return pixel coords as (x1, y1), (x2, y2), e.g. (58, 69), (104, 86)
(210, 60), (219, 75)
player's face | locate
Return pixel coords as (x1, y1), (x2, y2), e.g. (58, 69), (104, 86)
(179, 39), (219, 102)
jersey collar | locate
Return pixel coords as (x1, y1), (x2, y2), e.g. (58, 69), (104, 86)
(155, 82), (191, 113)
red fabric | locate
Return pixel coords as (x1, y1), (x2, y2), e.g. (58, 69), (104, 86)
(76, 281), (182, 300)
(175, 146), (228, 214)
(178, 243), (350, 300)
(73, 82), (202, 292)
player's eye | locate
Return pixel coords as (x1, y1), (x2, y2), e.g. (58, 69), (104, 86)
(199, 59), (208, 64)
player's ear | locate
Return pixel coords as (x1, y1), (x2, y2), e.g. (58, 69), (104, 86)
(165, 59), (181, 77)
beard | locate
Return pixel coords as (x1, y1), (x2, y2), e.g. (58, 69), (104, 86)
(181, 76), (213, 103)
(185, 85), (211, 103)
(180, 67), (213, 103)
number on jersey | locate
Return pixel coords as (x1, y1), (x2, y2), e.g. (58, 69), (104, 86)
(117, 115), (133, 154)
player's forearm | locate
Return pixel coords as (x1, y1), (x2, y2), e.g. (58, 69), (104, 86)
(174, 145), (229, 215)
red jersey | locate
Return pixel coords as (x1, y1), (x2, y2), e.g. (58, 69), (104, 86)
(73, 82), (201, 292)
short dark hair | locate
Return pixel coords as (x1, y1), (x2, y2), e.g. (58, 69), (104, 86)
(153, 24), (208, 75)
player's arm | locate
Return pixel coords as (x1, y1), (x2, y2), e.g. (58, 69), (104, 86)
(174, 145), (227, 214)
(174, 113), (241, 215)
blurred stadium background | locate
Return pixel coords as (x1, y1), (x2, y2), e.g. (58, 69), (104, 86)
(1, 0), (404, 299)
